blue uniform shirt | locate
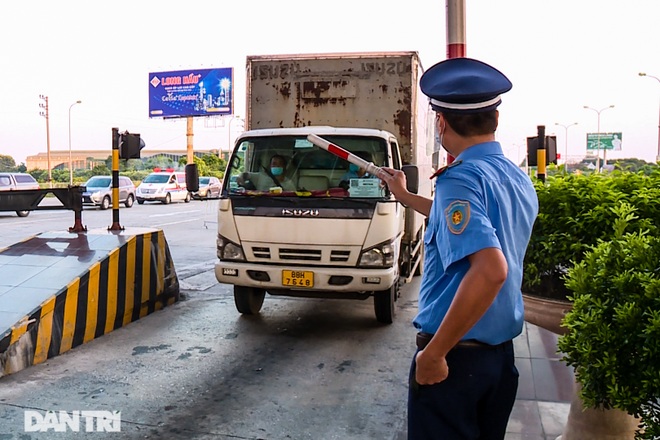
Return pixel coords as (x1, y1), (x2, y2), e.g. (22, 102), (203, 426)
(413, 141), (539, 345)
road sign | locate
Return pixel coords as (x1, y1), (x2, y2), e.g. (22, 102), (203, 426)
(586, 132), (623, 151)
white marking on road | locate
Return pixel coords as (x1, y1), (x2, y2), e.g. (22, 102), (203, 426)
(148, 210), (201, 218)
(152, 218), (202, 227)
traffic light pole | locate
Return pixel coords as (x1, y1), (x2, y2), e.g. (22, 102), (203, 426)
(536, 125), (546, 183)
(109, 127), (123, 231)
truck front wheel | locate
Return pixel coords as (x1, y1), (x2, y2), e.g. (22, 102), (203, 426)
(234, 286), (266, 315)
(374, 283), (398, 324)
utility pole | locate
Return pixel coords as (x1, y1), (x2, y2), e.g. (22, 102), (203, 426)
(68, 100), (82, 185)
(445, 0), (466, 167)
(638, 73), (660, 163)
(39, 95), (51, 187)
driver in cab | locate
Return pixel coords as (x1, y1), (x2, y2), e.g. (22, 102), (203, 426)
(237, 154), (296, 192)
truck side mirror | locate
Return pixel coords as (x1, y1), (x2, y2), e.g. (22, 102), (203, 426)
(402, 165), (419, 194)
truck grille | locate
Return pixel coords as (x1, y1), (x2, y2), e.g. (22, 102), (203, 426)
(249, 246), (352, 264)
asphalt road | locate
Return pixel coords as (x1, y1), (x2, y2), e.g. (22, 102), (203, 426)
(0, 198), (420, 439)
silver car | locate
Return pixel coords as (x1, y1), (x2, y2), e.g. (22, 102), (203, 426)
(0, 172), (40, 217)
(193, 176), (222, 199)
(82, 175), (136, 210)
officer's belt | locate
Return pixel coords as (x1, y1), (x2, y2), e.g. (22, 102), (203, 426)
(416, 332), (507, 350)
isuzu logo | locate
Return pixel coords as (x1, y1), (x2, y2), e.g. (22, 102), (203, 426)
(282, 209), (320, 217)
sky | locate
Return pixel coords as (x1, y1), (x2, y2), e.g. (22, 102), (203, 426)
(2, 0), (660, 167)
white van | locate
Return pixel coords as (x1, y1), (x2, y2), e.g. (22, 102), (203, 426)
(135, 170), (191, 204)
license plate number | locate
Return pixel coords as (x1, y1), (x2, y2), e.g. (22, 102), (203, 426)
(282, 270), (314, 287)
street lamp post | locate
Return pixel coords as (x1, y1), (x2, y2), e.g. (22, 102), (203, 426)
(38, 95), (52, 187)
(224, 115), (244, 159)
(638, 72), (660, 163)
(68, 100), (82, 185)
(554, 122), (578, 174)
(583, 105), (614, 172)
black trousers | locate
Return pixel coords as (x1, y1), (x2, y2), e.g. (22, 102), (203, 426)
(407, 340), (518, 440)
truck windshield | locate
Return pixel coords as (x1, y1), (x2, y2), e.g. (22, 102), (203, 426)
(225, 135), (389, 198)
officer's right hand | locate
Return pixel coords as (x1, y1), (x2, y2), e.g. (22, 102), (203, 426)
(379, 167), (408, 199)
(415, 349), (449, 385)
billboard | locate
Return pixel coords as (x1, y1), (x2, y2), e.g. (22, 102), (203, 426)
(149, 68), (233, 118)
(586, 132), (623, 151)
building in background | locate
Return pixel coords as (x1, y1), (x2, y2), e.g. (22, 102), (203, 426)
(25, 149), (219, 171)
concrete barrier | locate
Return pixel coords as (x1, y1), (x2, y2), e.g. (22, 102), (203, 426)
(0, 227), (179, 377)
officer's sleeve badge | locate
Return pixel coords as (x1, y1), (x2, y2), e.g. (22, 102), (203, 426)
(445, 200), (470, 234)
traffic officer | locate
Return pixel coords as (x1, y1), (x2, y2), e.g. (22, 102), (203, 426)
(380, 57), (539, 439)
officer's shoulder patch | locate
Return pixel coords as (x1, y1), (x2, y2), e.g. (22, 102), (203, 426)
(430, 160), (463, 179)
(444, 199), (470, 234)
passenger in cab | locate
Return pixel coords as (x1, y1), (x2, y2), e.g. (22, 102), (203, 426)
(339, 151), (378, 190)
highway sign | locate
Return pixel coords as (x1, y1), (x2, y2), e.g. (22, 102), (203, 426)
(586, 132), (622, 150)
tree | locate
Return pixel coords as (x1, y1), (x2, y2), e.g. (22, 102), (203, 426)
(29, 169), (49, 182)
(0, 154), (17, 171)
(90, 164), (110, 176)
(200, 154), (226, 177)
(611, 158), (657, 174)
(558, 206), (660, 439)
(144, 155), (175, 170)
(179, 154), (226, 179)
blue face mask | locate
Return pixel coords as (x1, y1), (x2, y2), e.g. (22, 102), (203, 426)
(349, 164), (360, 172)
(270, 167), (284, 176)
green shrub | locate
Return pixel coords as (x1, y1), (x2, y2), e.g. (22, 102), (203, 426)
(557, 205), (660, 439)
(523, 169), (660, 300)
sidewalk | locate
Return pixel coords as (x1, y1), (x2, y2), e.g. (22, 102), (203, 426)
(506, 322), (575, 440)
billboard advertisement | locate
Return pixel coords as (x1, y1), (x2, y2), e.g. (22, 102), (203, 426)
(586, 132), (623, 151)
(149, 68), (233, 118)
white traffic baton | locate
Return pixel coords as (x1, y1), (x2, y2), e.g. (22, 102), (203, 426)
(306, 134), (389, 180)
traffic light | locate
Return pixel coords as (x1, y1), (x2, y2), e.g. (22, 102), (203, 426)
(526, 135), (557, 166)
(119, 131), (145, 159)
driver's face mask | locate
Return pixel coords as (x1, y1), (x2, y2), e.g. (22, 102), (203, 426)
(270, 167), (284, 176)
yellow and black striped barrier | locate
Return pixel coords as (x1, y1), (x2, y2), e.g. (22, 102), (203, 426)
(0, 227), (179, 377)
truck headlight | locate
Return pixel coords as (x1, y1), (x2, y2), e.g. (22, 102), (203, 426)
(359, 240), (395, 268)
(217, 234), (245, 261)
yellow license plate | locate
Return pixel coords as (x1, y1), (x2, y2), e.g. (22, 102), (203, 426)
(282, 270), (314, 288)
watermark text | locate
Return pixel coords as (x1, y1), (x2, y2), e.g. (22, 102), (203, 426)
(25, 410), (121, 432)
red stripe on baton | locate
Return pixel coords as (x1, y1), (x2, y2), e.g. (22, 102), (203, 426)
(327, 143), (350, 160)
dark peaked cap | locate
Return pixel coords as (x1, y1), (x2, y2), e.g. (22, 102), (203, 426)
(420, 58), (512, 114)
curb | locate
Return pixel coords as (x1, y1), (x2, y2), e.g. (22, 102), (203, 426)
(0, 228), (179, 377)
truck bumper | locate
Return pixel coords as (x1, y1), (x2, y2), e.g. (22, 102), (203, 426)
(215, 261), (397, 293)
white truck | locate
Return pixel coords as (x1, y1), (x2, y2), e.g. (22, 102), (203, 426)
(215, 51), (442, 323)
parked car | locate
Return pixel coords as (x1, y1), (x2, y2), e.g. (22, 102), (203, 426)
(82, 175), (136, 210)
(0, 172), (40, 217)
(136, 170), (191, 204)
(193, 176), (222, 200)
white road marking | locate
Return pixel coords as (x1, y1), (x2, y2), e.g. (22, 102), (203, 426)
(152, 218), (202, 227)
(148, 210), (201, 218)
